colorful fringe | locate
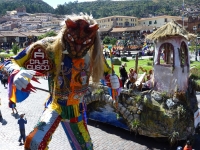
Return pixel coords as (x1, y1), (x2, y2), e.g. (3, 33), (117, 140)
(25, 101), (92, 150)
(25, 109), (61, 150)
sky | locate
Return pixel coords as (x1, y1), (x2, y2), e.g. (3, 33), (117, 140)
(43, 0), (96, 8)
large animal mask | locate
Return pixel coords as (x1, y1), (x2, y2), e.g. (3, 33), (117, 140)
(63, 18), (99, 58)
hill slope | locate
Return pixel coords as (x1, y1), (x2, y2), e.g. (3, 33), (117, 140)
(0, 0), (54, 15)
(0, 0), (200, 18)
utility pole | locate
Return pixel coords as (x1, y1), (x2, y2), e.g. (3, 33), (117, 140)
(192, 15), (198, 61)
(195, 30), (198, 61)
(182, 0), (184, 28)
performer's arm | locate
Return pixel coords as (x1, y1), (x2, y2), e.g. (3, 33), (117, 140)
(2, 37), (55, 102)
(103, 56), (113, 76)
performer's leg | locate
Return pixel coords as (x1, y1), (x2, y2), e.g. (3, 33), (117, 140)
(24, 108), (62, 150)
(61, 103), (93, 150)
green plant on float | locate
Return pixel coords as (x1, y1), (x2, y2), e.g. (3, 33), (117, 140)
(131, 119), (140, 135)
(135, 95), (142, 103)
(168, 131), (179, 146)
(159, 92), (167, 99)
(177, 105), (185, 120)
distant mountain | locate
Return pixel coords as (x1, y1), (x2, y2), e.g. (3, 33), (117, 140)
(0, 0), (199, 18)
(53, 0), (200, 19)
(0, 0), (54, 15)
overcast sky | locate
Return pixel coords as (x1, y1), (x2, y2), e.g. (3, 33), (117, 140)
(43, 0), (96, 8)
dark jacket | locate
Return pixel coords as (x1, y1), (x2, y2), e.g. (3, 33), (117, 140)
(18, 118), (27, 129)
(119, 66), (128, 79)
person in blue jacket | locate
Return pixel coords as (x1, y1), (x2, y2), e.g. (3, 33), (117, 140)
(18, 114), (27, 146)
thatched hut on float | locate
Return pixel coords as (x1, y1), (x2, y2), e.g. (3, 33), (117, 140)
(146, 20), (196, 94)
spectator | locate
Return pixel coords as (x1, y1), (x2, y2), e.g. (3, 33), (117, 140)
(104, 51), (107, 59)
(2, 71), (8, 88)
(107, 52), (110, 58)
(0, 98), (3, 121)
(119, 62), (128, 88)
(118, 50), (121, 57)
(18, 114), (27, 145)
(126, 68), (137, 89)
(9, 100), (18, 114)
(142, 75), (153, 91)
(183, 140), (192, 150)
(0, 71), (3, 84)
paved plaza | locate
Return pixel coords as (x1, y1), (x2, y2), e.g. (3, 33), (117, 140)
(0, 78), (199, 150)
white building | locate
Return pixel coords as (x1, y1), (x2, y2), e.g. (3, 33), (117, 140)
(36, 16), (52, 22)
(42, 20), (60, 28)
(96, 15), (138, 29)
(139, 15), (183, 28)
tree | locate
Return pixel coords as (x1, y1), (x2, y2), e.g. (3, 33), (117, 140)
(103, 36), (117, 45)
(110, 37), (117, 45)
(12, 43), (20, 55)
(103, 36), (110, 45)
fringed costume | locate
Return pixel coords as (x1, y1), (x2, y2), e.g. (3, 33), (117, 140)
(3, 14), (113, 150)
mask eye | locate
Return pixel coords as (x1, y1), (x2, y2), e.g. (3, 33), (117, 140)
(67, 34), (74, 42)
(83, 39), (91, 45)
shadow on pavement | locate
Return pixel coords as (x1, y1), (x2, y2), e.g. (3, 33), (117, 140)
(0, 119), (7, 125)
(11, 113), (20, 119)
(88, 119), (199, 150)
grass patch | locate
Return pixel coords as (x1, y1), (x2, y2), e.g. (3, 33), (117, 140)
(107, 58), (153, 76)
(190, 60), (200, 81)
(107, 59), (200, 81)
(0, 53), (14, 58)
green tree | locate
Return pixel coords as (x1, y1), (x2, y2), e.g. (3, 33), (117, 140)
(110, 37), (117, 45)
(103, 36), (110, 45)
(103, 36), (117, 45)
(12, 43), (19, 55)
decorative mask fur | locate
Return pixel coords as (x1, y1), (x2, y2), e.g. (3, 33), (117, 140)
(63, 18), (99, 58)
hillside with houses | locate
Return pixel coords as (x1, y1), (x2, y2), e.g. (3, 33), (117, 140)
(0, 1), (200, 51)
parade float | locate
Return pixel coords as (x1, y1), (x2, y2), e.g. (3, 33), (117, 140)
(86, 20), (200, 144)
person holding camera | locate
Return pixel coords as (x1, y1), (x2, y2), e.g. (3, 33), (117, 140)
(18, 114), (27, 146)
(183, 140), (192, 150)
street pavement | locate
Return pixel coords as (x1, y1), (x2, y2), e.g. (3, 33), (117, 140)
(0, 71), (200, 149)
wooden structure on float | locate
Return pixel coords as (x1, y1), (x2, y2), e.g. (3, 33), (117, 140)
(146, 20), (196, 94)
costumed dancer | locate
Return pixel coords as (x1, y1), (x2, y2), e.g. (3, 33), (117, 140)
(3, 14), (120, 150)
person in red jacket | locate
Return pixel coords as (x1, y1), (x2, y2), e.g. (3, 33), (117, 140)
(183, 140), (192, 150)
